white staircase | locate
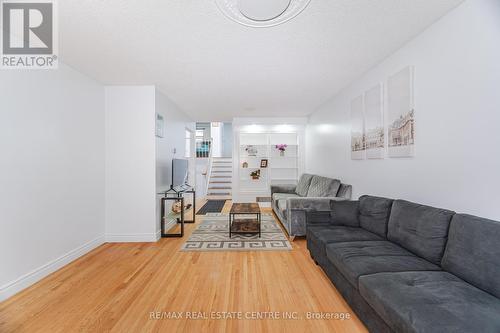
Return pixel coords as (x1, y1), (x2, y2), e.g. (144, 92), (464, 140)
(206, 157), (233, 200)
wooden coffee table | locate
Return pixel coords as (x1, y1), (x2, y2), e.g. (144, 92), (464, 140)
(229, 203), (261, 238)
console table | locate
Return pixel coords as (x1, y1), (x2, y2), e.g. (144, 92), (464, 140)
(159, 186), (196, 238)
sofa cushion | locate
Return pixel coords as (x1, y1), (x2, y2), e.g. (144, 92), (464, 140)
(308, 226), (383, 246)
(326, 241), (440, 288)
(336, 183), (352, 199)
(359, 271), (500, 333)
(272, 192), (299, 202)
(358, 195), (393, 238)
(330, 200), (359, 227)
(295, 173), (314, 197)
(441, 214), (500, 298)
(387, 200), (454, 265)
(307, 175), (341, 197)
(277, 199), (287, 216)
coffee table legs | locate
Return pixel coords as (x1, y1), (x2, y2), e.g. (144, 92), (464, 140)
(229, 212), (261, 238)
(259, 213), (261, 237)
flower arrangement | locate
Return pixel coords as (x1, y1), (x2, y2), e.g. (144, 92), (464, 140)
(275, 144), (287, 156)
(275, 144), (287, 152)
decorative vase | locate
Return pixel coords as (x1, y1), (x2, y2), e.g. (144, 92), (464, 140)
(280, 150), (285, 157)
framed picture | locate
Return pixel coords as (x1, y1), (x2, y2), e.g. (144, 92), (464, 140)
(244, 145), (258, 156)
(260, 159), (268, 168)
(364, 83), (385, 159)
(156, 113), (164, 138)
(350, 95), (365, 160)
(387, 66), (415, 157)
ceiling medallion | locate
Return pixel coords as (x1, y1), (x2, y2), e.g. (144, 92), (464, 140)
(215, 0), (312, 28)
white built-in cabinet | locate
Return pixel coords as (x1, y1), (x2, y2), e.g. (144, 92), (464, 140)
(233, 128), (305, 203)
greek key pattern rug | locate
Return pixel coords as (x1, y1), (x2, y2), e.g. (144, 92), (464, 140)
(181, 213), (292, 251)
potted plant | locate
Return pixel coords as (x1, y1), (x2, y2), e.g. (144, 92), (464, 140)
(250, 169), (261, 180)
(275, 144), (288, 156)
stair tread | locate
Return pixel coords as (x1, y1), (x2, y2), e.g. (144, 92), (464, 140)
(209, 157), (233, 199)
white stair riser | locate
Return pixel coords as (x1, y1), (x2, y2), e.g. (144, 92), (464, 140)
(208, 158), (233, 199)
(208, 189), (232, 193)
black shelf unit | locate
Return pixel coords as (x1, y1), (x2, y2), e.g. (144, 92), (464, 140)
(159, 185), (196, 238)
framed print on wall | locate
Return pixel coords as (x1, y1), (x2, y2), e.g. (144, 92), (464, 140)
(387, 66), (415, 157)
(350, 95), (365, 160)
(364, 83), (385, 159)
(156, 113), (164, 138)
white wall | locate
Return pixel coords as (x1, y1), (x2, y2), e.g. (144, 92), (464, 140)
(0, 79), (193, 300)
(211, 123), (222, 157)
(155, 90), (194, 234)
(105, 86), (157, 241)
(222, 122), (233, 157)
(195, 158), (209, 198)
(0, 63), (105, 301)
(306, 0), (500, 220)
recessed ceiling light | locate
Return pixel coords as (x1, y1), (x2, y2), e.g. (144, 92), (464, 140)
(215, 0), (311, 28)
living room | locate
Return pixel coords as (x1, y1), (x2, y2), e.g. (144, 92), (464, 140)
(1, 0), (499, 332)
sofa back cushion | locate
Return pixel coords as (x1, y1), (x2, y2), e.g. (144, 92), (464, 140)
(441, 214), (500, 298)
(336, 183), (352, 200)
(330, 200), (359, 227)
(388, 200), (454, 265)
(358, 196), (394, 238)
(295, 173), (314, 197)
(307, 175), (341, 197)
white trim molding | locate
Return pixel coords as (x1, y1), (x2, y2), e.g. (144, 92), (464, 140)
(0, 235), (105, 302)
(105, 232), (160, 243)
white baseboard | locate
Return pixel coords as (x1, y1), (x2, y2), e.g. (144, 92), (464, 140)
(0, 235), (105, 302)
(105, 232), (160, 242)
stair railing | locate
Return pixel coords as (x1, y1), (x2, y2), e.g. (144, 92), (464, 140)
(196, 139), (211, 158)
(204, 138), (214, 196)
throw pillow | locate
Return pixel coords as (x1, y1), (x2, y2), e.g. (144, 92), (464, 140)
(295, 173), (314, 196)
(307, 176), (340, 197)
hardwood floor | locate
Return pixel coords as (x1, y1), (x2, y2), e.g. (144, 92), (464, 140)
(0, 201), (367, 333)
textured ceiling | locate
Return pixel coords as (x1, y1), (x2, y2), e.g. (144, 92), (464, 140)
(59, 0), (464, 121)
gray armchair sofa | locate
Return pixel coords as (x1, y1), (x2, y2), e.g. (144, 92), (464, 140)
(271, 173), (352, 238)
(307, 196), (500, 333)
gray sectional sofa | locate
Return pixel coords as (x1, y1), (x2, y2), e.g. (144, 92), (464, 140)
(307, 195), (500, 333)
(271, 173), (352, 238)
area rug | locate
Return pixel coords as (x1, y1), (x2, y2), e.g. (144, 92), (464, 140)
(196, 200), (226, 215)
(181, 213), (292, 251)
